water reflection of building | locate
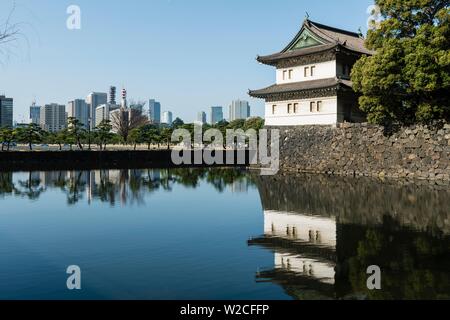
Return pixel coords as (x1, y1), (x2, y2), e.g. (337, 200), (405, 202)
(250, 210), (337, 298)
(251, 174), (450, 300)
(231, 179), (249, 193)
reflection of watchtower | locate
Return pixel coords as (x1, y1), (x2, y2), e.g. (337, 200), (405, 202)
(250, 210), (337, 295)
(252, 173), (450, 299)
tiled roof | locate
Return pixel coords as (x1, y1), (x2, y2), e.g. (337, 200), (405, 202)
(257, 19), (373, 65)
(249, 78), (352, 98)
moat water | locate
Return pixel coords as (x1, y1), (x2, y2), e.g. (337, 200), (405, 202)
(0, 168), (449, 300)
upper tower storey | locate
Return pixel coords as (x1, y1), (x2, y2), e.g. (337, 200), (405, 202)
(256, 19), (373, 85)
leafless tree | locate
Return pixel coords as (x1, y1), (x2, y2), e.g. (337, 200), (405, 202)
(0, 2), (28, 64)
(110, 108), (149, 143)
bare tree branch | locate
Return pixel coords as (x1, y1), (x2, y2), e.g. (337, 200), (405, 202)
(0, 2), (31, 64)
(111, 108), (149, 143)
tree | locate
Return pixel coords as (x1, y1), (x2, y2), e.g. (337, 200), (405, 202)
(16, 124), (44, 151)
(0, 127), (15, 151)
(68, 117), (86, 150)
(352, 0), (450, 125)
(243, 117), (265, 132)
(95, 120), (113, 150)
(172, 117), (185, 129)
(55, 130), (69, 151)
(0, 4), (21, 62)
(160, 127), (174, 150)
(110, 108), (149, 143)
(227, 119), (246, 130)
(128, 128), (142, 150)
(140, 125), (160, 150)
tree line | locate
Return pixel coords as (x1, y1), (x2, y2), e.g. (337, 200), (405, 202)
(0, 115), (265, 151)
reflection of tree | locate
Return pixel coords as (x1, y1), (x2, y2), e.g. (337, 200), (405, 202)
(15, 172), (44, 200)
(96, 170), (117, 205)
(0, 172), (14, 197)
(66, 171), (87, 205)
(170, 168), (206, 189)
(206, 168), (249, 193)
(344, 217), (450, 300)
(0, 168), (255, 205)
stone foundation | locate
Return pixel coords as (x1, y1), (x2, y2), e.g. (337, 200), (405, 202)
(269, 123), (450, 181)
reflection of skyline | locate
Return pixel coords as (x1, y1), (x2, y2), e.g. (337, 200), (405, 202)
(251, 174), (450, 300)
(0, 168), (252, 206)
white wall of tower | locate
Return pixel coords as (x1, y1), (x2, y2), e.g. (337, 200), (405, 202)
(264, 96), (338, 126)
(276, 60), (337, 84)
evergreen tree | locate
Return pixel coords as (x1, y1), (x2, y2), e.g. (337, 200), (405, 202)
(352, 0), (449, 125)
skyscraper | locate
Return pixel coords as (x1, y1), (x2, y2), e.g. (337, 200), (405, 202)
(162, 111), (173, 125)
(86, 92), (107, 130)
(109, 86), (117, 105)
(30, 101), (41, 125)
(197, 111), (207, 125)
(95, 104), (119, 127)
(130, 102), (144, 114)
(67, 99), (90, 128)
(210, 106), (224, 125)
(40, 104), (67, 132)
(0, 95), (13, 128)
(149, 99), (161, 124)
(229, 100), (251, 121)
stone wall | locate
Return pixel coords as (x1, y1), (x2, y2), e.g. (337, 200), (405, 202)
(269, 123), (450, 181)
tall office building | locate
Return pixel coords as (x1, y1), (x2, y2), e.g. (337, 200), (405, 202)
(130, 102), (144, 114)
(109, 86), (116, 105)
(210, 106), (224, 125)
(162, 111), (173, 125)
(229, 100), (251, 121)
(40, 103), (67, 132)
(95, 104), (119, 127)
(0, 95), (13, 128)
(30, 101), (41, 125)
(86, 92), (107, 129)
(197, 111), (207, 125)
(67, 99), (90, 128)
(148, 99), (161, 124)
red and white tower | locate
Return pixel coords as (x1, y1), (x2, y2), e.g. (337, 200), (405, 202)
(121, 87), (128, 109)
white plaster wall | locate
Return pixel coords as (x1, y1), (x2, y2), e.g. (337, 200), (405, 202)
(274, 253), (335, 284)
(263, 210), (337, 248)
(276, 60), (337, 84)
(265, 96), (338, 126)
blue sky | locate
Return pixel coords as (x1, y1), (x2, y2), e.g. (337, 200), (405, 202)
(1, 0), (373, 123)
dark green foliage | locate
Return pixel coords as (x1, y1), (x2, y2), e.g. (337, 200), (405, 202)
(352, 0), (450, 125)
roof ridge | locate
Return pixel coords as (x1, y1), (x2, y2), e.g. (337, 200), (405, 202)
(306, 19), (361, 38)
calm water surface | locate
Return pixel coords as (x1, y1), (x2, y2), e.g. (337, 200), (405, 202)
(0, 168), (449, 300)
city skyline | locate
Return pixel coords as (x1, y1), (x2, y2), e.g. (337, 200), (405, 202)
(11, 86), (255, 131)
(0, 0), (372, 123)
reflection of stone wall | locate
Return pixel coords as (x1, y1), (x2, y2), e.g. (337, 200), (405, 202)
(268, 123), (450, 181)
(255, 173), (450, 235)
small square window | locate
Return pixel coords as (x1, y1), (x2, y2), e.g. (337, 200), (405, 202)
(304, 67), (309, 77)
